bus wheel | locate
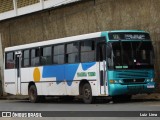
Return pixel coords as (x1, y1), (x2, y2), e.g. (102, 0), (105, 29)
(28, 85), (40, 103)
(82, 83), (94, 104)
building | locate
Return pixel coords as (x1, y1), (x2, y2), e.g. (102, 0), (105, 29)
(0, 0), (160, 95)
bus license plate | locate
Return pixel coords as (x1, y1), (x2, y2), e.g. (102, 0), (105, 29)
(147, 85), (155, 88)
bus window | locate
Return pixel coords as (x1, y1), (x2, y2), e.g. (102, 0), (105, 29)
(53, 45), (64, 64)
(66, 42), (79, 63)
(81, 40), (95, 62)
(6, 52), (15, 69)
(31, 48), (40, 66)
(41, 46), (52, 65)
(22, 50), (30, 67)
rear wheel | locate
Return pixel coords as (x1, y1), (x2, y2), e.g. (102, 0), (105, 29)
(82, 83), (94, 104)
(28, 85), (40, 103)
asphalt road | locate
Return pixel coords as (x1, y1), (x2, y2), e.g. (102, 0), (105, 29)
(0, 98), (160, 111)
(0, 98), (160, 120)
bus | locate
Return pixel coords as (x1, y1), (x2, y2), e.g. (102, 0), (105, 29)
(4, 30), (156, 103)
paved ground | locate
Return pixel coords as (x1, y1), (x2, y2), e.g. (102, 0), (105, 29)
(0, 98), (160, 111)
(0, 94), (160, 120)
(0, 97), (160, 120)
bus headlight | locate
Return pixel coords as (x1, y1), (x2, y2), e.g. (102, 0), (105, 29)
(146, 78), (154, 82)
(110, 80), (115, 84)
(146, 79), (150, 82)
(118, 80), (123, 83)
(109, 80), (123, 84)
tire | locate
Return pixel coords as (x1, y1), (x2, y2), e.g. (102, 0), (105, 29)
(82, 83), (94, 104)
(112, 95), (132, 103)
(28, 85), (40, 103)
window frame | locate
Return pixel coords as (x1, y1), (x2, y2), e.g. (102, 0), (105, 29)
(30, 47), (40, 67)
(53, 44), (65, 65)
(65, 42), (80, 64)
(40, 46), (52, 66)
(5, 52), (15, 69)
(22, 49), (31, 68)
(80, 39), (96, 63)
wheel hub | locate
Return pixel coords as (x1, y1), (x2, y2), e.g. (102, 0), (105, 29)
(84, 89), (91, 99)
(30, 89), (35, 100)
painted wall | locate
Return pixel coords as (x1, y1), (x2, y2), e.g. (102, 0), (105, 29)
(0, 0), (80, 21)
(0, 0), (160, 88)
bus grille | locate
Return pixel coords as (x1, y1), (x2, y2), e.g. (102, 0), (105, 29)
(116, 70), (149, 78)
(123, 78), (145, 83)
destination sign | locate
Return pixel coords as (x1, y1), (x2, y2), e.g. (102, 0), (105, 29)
(108, 32), (151, 40)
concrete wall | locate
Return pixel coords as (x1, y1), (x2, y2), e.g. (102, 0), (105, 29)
(0, 0), (160, 85)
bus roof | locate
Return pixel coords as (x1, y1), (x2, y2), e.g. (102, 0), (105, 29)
(5, 30), (147, 52)
(107, 30), (146, 33)
(5, 32), (101, 52)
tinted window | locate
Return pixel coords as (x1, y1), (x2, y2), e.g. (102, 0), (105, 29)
(110, 41), (154, 69)
(53, 45), (64, 64)
(67, 43), (78, 53)
(31, 48), (40, 66)
(66, 42), (79, 63)
(41, 46), (52, 65)
(81, 40), (95, 62)
(6, 52), (15, 69)
(81, 52), (95, 62)
(54, 55), (64, 64)
(81, 41), (95, 51)
(22, 50), (30, 67)
(54, 45), (64, 55)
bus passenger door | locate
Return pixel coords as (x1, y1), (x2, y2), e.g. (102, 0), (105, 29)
(98, 43), (108, 95)
(15, 51), (22, 95)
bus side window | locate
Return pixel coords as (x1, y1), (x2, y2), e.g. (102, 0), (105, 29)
(6, 52), (15, 69)
(41, 46), (52, 65)
(22, 49), (30, 67)
(31, 48), (40, 66)
(53, 45), (65, 64)
(80, 40), (95, 62)
(66, 42), (79, 63)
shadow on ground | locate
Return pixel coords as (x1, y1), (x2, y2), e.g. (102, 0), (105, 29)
(12, 96), (160, 105)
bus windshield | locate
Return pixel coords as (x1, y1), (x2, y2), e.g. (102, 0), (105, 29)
(108, 41), (154, 69)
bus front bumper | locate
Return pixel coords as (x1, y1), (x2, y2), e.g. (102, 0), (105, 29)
(109, 82), (156, 96)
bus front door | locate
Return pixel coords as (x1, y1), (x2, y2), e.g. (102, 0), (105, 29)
(15, 51), (21, 95)
(98, 43), (108, 95)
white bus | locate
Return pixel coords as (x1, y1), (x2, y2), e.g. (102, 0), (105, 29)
(4, 30), (155, 103)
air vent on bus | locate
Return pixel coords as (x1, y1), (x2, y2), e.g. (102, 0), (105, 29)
(116, 70), (149, 78)
(123, 78), (145, 84)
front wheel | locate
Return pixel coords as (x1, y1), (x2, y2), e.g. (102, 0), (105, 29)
(82, 83), (94, 104)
